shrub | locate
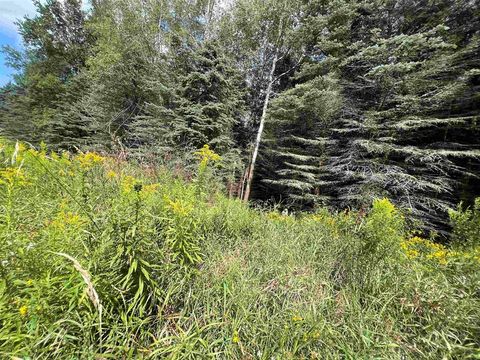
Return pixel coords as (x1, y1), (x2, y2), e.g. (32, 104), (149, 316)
(450, 198), (480, 248)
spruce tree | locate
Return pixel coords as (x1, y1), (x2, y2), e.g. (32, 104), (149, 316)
(299, 0), (480, 232)
(260, 75), (341, 207)
(174, 41), (246, 153)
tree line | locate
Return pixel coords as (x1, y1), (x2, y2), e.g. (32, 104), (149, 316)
(1, 0), (479, 233)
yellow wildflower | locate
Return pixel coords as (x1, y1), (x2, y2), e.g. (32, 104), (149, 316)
(194, 144), (221, 168)
(0, 167), (29, 187)
(50, 152), (60, 161)
(121, 176), (137, 193)
(106, 170), (117, 179)
(27, 148), (39, 157)
(372, 198), (396, 218)
(292, 315), (303, 322)
(76, 152), (104, 170)
(401, 236), (458, 265)
(267, 211), (283, 221)
(164, 196), (193, 217)
(406, 249), (419, 259)
(232, 330), (240, 343)
(16, 143), (26, 153)
(427, 249), (448, 265)
(142, 183), (159, 195)
(51, 211), (85, 230)
(19, 305), (28, 317)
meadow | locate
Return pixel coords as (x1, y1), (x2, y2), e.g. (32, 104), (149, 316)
(0, 139), (479, 359)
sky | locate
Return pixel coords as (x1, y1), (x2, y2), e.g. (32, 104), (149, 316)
(0, 0), (37, 86)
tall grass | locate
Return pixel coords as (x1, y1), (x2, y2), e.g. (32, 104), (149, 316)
(0, 139), (479, 359)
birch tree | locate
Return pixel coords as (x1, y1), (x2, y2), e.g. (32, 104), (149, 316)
(218, 0), (302, 201)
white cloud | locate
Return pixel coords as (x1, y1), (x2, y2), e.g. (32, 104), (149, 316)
(0, 0), (37, 33)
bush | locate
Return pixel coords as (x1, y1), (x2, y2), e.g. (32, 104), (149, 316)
(450, 198), (480, 248)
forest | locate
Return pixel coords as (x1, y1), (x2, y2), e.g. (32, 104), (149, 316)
(1, 0), (479, 234)
(0, 0), (479, 358)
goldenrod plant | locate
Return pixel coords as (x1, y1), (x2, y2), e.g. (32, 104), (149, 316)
(194, 144), (222, 198)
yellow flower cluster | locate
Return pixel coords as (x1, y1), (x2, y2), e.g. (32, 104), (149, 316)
(448, 247), (480, 264)
(404, 249), (420, 259)
(49, 151), (71, 164)
(0, 167), (29, 187)
(194, 144), (221, 168)
(400, 236), (480, 265)
(463, 247), (480, 263)
(142, 183), (159, 195)
(120, 175), (159, 198)
(400, 236), (447, 263)
(164, 196), (193, 217)
(19, 305), (28, 317)
(372, 198), (397, 218)
(232, 330), (240, 343)
(76, 152), (104, 170)
(50, 211), (85, 230)
(106, 170), (117, 179)
(121, 175), (137, 193)
(292, 315), (303, 322)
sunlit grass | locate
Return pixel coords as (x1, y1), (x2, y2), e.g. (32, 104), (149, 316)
(0, 139), (479, 359)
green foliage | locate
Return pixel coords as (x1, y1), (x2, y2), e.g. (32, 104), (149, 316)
(0, 0), (91, 146)
(0, 138), (479, 358)
(175, 42), (246, 152)
(251, 0), (480, 233)
(450, 198), (480, 248)
(262, 74), (342, 207)
(1, 0), (478, 235)
(0, 0), (477, 356)
(352, 198), (405, 292)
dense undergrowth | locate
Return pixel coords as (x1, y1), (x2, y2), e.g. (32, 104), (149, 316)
(0, 139), (479, 359)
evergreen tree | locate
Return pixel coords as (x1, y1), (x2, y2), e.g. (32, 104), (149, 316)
(292, 0), (480, 232)
(260, 75), (341, 207)
(0, 0), (91, 146)
(77, 0), (220, 153)
(175, 41), (246, 153)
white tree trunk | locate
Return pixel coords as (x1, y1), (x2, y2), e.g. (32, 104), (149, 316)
(242, 49), (278, 202)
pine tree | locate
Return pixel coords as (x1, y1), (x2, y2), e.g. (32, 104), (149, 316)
(0, 0), (91, 146)
(252, 0), (355, 207)
(257, 0), (480, 232)
(305, 0), (480, 232)
(175, 41), (246, 153)
(260, 75), (341, 207)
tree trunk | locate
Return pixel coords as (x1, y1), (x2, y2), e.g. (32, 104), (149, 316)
(238, 164), (249, 200)
(242, 49), (278, 202)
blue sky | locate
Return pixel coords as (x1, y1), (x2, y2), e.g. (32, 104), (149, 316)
(0, 0), (37, 86)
